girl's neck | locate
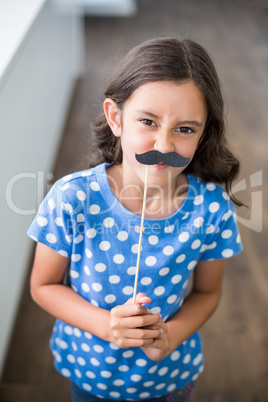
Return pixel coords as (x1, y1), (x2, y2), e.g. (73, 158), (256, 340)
(106, 164), (188, 219)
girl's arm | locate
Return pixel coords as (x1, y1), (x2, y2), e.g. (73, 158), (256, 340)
(30, 243), (162, 347)
(141, 258), (225, 361)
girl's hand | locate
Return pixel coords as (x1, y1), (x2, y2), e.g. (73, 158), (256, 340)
(110, 293), (162, 349)
(141, 318), (170, 361)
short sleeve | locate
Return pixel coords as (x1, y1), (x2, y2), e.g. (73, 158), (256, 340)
(27, 180), (73, 257)
(199, 199), (243, 260)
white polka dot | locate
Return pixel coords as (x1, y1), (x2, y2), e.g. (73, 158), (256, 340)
(97, 383), (107, 390)
(46, 233), (57, 244)
(167, 384), (177, 392)
(92, 283), (102, 292)
(151, 306), (161, 314)
(178, 232), (189, 242)
(176, 254), (186, 263)
(84, 265), (90, 275)
(37, 217), (48, 227)
(113, 379), (124, 386)
(154, 286), (165, 296)
(77, 357), (86, 366)
(164, 224), (174, 234)
(81, 171), (92, 177)
(74, 235), (83, 244)
(170, 351), (180, 361)
(76, 191), (86, 201)
(82, 383), (92, 391)
(171, 275), (182, 284)
(222, 191), (230, 200)
(187, 260), (197, 270)
(139, 392), (150, 399)
(72, 342), (78, 351)
(110, 392), (121, 398)
(159, 267), (169, 276)
(67, 354), (75, 363)
(163, 245), (174, 255)
(118, 365), (129, 372)
(193, 217), (204, 228)
(134, 225), (141, 233)
(145, 256), (157, 266)
(110, 342), (119, 350)
(66, 234), (73, 243)
(75, 369), (82, 378)
(95, 263), (106, 272)
(81, 343), (90, 352)
(222, 249), (234, 258)
(206, 224), (215, 234)
(105, 294), (116, 303)
(131, 244), (139, 254)
(101, 370), (112, 378)
(193, 353), (203, 365)
(48, 198), (55, 209)
(103, 217), (115, 228)
(99, 241), (111, 251)
(61, 368), (71, 377)
(167, 295), (177, 304)
(61, 183), (70, 191)
(86, 228), (96, 238)
(206, 183), (216, 191)
(84, 332), (92, 339)
(192, 373), (199, 381)
(71, 254), (81, 262)
(194, 195), (204, 205)
(81, 283), (90, 292)
(131, 374), (142, 382)
(190, 339), (196, 348)
(191, 239), (201, 249)
(113, 254), (124, 264)
(123, 286), (133, 295)
(58, 250), (68, 257)
(117, 231), (128, 241)
(105, 357), (116, 364)
(89, 204), (100, 214)
(74, 328), (81, 337)
(70, 270), (79, 279)
(170, 369), (180, 378)
(222, 229), (232, 239)
(109, 275), (121, 284)
(77, 213), (84, 222)
(236, 234), (241, 243)
(182, 212), (189, 220)
(155, 383), (166, 390)
(158, 367), (168, 376)
(180, 371), (190, 379)
(85, 248), (92, 259)
(148, 235), (159, 245)
(90, 357), (100, 366)
(222, 210), (232, 221)
(59, 340), (68, 349)
(209, 202), (220, 213)
(90, 181), (100, 191)
(143, 381), (154, 387)
(183, 354), (191, 364)
(148, 365), (158, 374)
(123, 350), (134, 358)
(64, 325), (73, 335)
(127, 266), (136, 275)
(126, 388), (137, 394)
(136, 359), (147, 367)
(61, 202), (73, 212)
(141, 277), (152, 286)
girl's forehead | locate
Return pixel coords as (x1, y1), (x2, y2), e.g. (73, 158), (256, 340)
(124, 80), (207, 119)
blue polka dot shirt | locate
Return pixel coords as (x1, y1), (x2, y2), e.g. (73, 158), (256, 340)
(27, 163), (243, 399)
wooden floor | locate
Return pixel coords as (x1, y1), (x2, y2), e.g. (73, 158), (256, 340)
(1, 0), (268, 401)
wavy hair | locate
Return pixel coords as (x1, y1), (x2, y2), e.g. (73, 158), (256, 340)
(90, 37), (243, 206)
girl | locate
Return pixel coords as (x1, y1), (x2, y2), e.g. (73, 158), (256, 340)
(28, 37), (243, 402)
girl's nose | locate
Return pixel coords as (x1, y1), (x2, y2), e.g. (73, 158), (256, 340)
(154, 130), (174, 154)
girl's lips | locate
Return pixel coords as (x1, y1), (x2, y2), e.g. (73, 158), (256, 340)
(154, 162), (168, 169)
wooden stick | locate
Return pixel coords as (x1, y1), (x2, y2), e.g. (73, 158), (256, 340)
(133, 165), (149, 303)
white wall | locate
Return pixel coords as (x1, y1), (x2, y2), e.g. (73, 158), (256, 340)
(0, 0), (83, 375)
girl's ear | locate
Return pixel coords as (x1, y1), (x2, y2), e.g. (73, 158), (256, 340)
(103, 98), (122, 137)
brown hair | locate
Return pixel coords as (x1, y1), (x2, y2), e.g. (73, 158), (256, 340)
(90, 37), (243, 206)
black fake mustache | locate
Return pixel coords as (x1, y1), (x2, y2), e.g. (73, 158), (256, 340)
(135, 150), (190, 167)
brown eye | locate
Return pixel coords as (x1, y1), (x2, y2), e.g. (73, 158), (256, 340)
(176, 127), (194, 134)
(140, 119), (157, 127)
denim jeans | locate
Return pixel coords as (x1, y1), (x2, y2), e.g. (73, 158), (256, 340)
(70, 381), (195, 402)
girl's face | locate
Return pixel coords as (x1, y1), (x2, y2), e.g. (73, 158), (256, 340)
(104, 80), (207, 187)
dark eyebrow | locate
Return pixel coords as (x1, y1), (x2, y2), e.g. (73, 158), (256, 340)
(137, 110), (203, 127)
